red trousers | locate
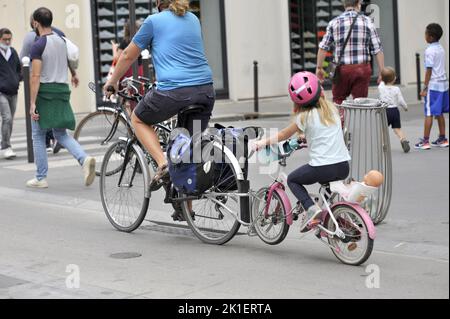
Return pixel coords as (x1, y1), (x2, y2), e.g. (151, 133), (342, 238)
(332, 63), (372, 126)
(332, 63), (372, 104)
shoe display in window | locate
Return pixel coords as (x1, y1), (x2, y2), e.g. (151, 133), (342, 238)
(100, 41), (113, 50)
(99, 30), (115, 39)
(291, 32), (300, 39)
(116, 7), (130, 15)
(292, 52), (302, 60)
(293, 63), (302, 70)
(303, 31), (316, 38)
(304, 52), (317, 59)
(100, 53), (113, 61)
(98, 7), (114, 16)
(332, 0), (343, 6)
(101, 64), (112, 73)
(117, 18), (126, 27)
(304, 62), (317, 69)
(316, 0), (329, 7)
(317, 20), (329, 28)
(332, 9), (344, 16)
(304, 41), (316, 49)
(135, 7), (150, 15)
(291, 43), (302, 50)
(98, 19), (115, 27)
(316, 9), (330, 17)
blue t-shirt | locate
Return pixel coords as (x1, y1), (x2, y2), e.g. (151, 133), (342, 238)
(132, 10), (213, 91)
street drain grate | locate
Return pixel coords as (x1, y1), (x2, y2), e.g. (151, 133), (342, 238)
(142, 221), (247, 237)
(141, 222), (195, 237)
(109, 252), (142, 259)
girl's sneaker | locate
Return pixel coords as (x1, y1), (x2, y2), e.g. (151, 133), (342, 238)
(414, 139), (431, 150)
(431, 137), (449, 148)
(300, 206), (322, 233)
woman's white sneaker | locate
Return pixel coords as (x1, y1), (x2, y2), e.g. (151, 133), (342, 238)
(83, 156), (96, 186)
(26, 178), (49, 188)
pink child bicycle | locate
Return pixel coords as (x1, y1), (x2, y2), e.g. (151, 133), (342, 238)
(251, 139), (376, 266)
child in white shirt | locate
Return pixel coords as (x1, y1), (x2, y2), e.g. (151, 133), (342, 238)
(378, 67), (410, 153)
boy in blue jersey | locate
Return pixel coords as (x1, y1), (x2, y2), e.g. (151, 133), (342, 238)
(415, 23), (449, 150)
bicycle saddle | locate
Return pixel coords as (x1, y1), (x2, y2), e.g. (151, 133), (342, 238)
(179, 104), (206, 116)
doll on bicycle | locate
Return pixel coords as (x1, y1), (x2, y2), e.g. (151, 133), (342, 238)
(254, 71), (351, 232)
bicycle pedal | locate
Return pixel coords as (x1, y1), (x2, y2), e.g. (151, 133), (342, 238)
(171, 211), (185, 222)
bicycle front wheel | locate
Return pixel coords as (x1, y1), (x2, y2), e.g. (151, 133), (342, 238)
(251, 187), (290, 245)
(326, 205), (374, 266)
(100, 140), (149, 232)
(74, 109), (132, 176)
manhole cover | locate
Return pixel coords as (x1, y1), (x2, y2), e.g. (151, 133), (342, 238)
(110, 252), (142, 259)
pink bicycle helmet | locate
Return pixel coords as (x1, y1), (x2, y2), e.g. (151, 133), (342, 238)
(288, 71), (322, 107)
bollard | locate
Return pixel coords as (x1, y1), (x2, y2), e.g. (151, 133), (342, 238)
(416, 53), (422, 101)
(253, 61), (259, 113)
(128, 0), (139, 79)
(342, 98), (393, 224)
(141, 49), (151, 80)
(21, 57), (34, 163)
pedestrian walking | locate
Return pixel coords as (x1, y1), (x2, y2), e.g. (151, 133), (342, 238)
(27, 7), (95, 188)
(378, 67), (410, 153)
(0, 28), (21, 160)
(20, 14), (76, 155)
(415, 23), (449, 150)
(316, 0), (385, 122)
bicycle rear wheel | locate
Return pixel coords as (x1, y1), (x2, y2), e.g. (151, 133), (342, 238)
(326, 205), (374, 266)
(251, 187), (290, 245)
(74, 109), (132, 176)
(100, 140), (149, 232)
(181, 145), (242, 245)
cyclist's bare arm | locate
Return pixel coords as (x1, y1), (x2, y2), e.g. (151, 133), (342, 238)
(255, 123), (300, 150)
(104, 42), (142, 94)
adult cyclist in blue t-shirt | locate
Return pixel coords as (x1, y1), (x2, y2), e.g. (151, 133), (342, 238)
(104, 0), (215, 189)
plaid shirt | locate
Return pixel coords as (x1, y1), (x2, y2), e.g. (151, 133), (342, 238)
(319, 10), (383, 65)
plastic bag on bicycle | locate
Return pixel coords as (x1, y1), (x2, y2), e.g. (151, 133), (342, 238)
(167, 133), (216, 196)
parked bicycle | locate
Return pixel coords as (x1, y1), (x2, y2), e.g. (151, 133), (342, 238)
(77, 77), (173, 176)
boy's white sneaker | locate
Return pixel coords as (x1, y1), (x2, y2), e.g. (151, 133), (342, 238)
(83, 156), (96, 186)
(26, 178), (49, 189)
(3, 148), (16, 159)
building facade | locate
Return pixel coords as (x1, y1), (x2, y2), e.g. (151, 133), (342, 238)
(1, 0), (448, 118)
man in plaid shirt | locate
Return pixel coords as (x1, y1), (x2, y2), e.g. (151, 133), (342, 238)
(316, 0), (385, 106)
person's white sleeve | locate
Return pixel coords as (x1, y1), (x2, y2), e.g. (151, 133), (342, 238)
(296, 114), (305, 132)
(396, 88), (408, 110)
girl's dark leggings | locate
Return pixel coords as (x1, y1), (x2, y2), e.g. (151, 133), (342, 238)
(287, 161), (350, 210)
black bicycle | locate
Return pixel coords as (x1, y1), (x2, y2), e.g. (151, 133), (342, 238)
(77, 77), (174, 176)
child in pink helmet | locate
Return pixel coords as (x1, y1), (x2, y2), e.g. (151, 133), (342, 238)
(254, 71), (351, 232)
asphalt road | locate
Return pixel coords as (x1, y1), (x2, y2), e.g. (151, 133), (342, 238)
(0, 101), (448, 299)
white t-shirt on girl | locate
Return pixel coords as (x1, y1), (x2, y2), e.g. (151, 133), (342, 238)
(296, 108), (351, 167)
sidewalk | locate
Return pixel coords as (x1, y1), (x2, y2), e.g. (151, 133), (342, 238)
(211, 84), (421, 121)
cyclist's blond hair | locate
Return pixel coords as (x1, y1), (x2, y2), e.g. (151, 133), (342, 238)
(160, 0), (190, 16)
(295, 97), (338, 127)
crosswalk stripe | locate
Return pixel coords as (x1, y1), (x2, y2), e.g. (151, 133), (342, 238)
(3, 155), (106, 171)
(1, 136), (121, 171)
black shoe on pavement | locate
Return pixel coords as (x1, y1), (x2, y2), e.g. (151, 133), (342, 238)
(53, 142), (64, 154)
